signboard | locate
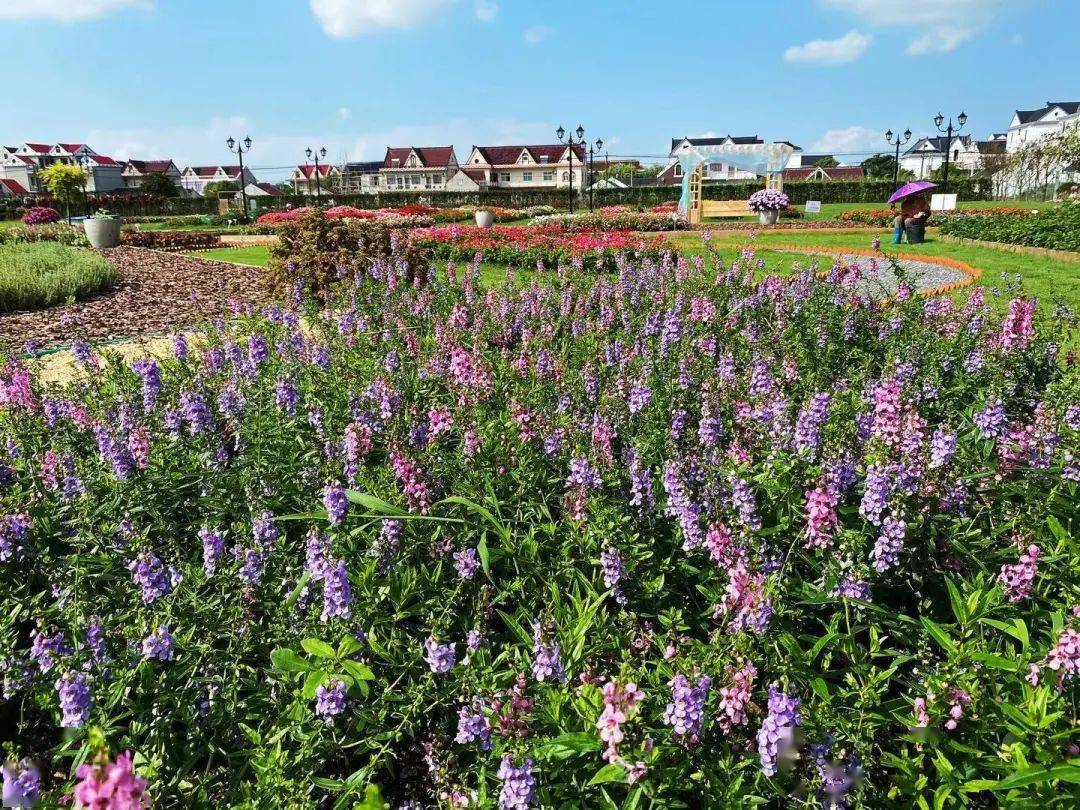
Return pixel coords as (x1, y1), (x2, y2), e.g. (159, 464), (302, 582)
(804, 200), (821, 214)
(931, 193), (957, 212)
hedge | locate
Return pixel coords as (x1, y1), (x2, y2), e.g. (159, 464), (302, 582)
(938, 203), (1080, 252)
(250, 178), (991, 213)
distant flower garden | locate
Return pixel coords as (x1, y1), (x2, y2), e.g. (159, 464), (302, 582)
(1, 239), (1078, 806)
(410, 224), (664, 271)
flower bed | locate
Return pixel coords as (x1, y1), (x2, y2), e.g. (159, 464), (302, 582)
(120, 230), (222, 251)
(939, 204), (1080, 252)
(838, 207), (1036, 227)
(531, 208), (688, 232)
(410, 223), (665, 271)
(2, 244), (1078, 807)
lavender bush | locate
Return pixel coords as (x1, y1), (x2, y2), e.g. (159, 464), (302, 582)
(748, 189), (790, 213)
(0, 243), (1078, 807)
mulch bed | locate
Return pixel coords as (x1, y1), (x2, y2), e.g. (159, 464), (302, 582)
(0, 247), (271, 352)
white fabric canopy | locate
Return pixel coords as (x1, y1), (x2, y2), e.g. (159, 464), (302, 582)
(679, 142), (795, 212)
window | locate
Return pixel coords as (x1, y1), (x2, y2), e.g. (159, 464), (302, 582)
(500, 172), (511, 183)
(539, 155), (550, 164)
(542, 171), (554, 182)
(391, 158), (400, 166)
(953, 149), (959, 160)
(674, 164), (682, 178)
(523, 171), (533, 182)
(562, 171), (569, 183)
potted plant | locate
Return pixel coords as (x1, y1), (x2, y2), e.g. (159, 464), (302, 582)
(474, 208), (495, 228)
(83, 208), (123, 248)
(748, 188), (790, 226)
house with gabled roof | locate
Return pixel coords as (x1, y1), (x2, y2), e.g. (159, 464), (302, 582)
(81, 154), (125, 192)
(180, 165), (257, 196)
(340, 161), (383, 194)
(1006, 101), (1079, 153)
(122, 159), (182, 190)
(380, 146), (458, 191)
(461, 144), (587, 189)
(291, 162), (341, 195)
(900, 135), (985, 179)
(0, 178), (28, 196)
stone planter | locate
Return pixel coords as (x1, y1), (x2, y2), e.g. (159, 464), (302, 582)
(83, 215), (122, 248)
(758, 210), (779, 226)
(475, 209), (495, 228)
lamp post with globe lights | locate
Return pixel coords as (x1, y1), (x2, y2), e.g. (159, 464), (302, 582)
(933, 111), (967, 194)
(586, 138), (604, 211)
(226, 136), (253, 221)
(555, 125), (586, 214)
(885, 128), (912, 189)
(306, 146), (328, 201)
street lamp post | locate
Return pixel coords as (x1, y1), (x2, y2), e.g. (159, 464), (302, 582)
(226, 136), (253, 221)
(933, 111), (967, 194)
(555, 125), (586, 214)
(306, 146), (328, 201)
(884, 128), (912, 189)
(586, 138), (603, 211)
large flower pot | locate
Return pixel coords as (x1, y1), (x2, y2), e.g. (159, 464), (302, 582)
(474, 210), (495, 228)
(83, 215), (122, 248)
(758, 210), (779, 226)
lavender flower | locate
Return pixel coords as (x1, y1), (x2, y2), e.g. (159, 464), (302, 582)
(531, 619), (565, 683)
(870, 516), (906, 572)
(129, 551), (172, 604)
(663, 673), (711, 745)
(321, 559), (353, 621)
(757, 683), (800, 776)
(453, 547), (480, 580)
(200, 527), (225, 576)
(314, 679), (347, 723)
(455, 698), (493, 750)
(974, 399), (1007, 439)
(142, 625), (175, 661)
(56, 671), (92, 727)
(424, 637), (456, 674)
(497, 756), (537, 809)
(323, 482), (348, 526)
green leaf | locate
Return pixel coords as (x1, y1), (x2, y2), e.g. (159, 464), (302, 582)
(337, 635), (364, 658)
(807, 631), (837, 663)
(354, 784), (389, 809)
(921, 617), (956, 654)
(440, 495), (510, 541)
(286, 572), (311, 608)
(341, 660), (375, 681)
(1045, 515), (1067, 542)
(344, 490), (408, 516)
(301, 638), (337, 659)
(969, 652), (1017, 671)
(534, 732), (602, 759)
(588, 763), (628, 786)
(945, 579), (967, 624)
(477, 535), (490, 576)
(302, 669), (327, 699)
(270, 647), (312, 673)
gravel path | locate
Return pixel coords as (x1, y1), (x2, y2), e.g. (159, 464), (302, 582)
(0, 247), (270, 351)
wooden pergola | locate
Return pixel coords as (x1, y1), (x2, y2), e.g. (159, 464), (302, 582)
(679, 142), (794, 224)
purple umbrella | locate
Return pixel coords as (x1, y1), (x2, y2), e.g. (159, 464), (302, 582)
(888, 180), (938, 204)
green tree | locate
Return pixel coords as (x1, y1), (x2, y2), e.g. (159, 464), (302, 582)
(861, 154), (896, 178)
(203, 180), (239, 198)
(38, 163), (87, 221)
(141, 172), (179, 197)
(813, 155), (840, 168)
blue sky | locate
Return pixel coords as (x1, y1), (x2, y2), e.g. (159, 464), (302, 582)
(0, 0), (1076, 183)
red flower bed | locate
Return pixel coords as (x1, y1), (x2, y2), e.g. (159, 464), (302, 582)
(256, 208), (312, 226)
(410, 224), (664, 271)
(838, 207), (1034, 226)
(22, 207), (62, 226)
(324, 206), (378, 220)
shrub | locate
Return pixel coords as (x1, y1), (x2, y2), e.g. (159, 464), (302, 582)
(21, 207), (61, 226)
(0, 246), (1077, 807)
(531, 210), (688, 232)
(267, 209), (431, 295)
(0, 242), (115, 311)
(939, 203), (1080, 251)
(0, 223), (88, 247)
(120, 231), (222, 250)
(837, 207), (1036, 227)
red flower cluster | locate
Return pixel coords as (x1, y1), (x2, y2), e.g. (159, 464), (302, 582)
(21, 206), (62, 226)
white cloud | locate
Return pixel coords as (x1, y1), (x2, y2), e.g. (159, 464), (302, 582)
(474, 0), (498, 22)
(523, 25), (550, 44)
(811, 125), (883, 156)
(309, 0), (452, 37)
(0, 0), (150, 20)
(337, 107), (350, 122)
(822, 0), (1019, 54)
(784, 29), (870, 64)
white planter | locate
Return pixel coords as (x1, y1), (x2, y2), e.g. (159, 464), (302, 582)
(758, 210), (779, 226)
(83, 215), (122, 248)
(474, 209), (495, 228)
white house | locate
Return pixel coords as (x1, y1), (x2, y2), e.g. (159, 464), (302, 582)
(180, 165), (257, 196)
(0, 142), (124, 194)
(1006, 102), (1080, 153)
(122, 160), (182, 190)
(245, 182), (283, 197)
(461, 144), (587, 189)
(380, 146), (458, 191)
(900, 135), (985, 178)
(80, 154), (125, 193)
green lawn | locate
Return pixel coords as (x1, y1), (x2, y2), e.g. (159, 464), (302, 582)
(187, 246), (271, 267)
(666, 229), (1080, 313)
(130, 221), (249, 233)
